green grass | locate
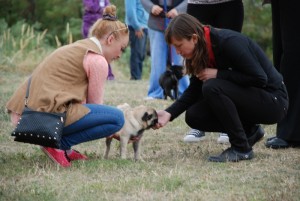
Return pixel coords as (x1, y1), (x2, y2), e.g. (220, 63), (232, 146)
(0, 23), (299, 200)
(1, 67), (300, 200)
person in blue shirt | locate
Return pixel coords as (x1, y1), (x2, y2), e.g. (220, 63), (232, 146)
(141, 0), (190, 99)
(125, 0), (149, 80)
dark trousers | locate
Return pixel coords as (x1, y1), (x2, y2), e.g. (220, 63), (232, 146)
(187, 0), (244, 32)
(185, 79), (288, 152)
(129, 26), (148, 80)
(271, 0), (300, 142)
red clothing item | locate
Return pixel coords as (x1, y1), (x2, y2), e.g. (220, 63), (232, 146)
(204, 26), (216, 68)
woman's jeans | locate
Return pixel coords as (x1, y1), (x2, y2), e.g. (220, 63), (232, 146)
(147, 29), (190, 99)
(60, 104), (124, 150)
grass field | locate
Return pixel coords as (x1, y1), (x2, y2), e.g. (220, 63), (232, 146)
(1, 62), (299, 201)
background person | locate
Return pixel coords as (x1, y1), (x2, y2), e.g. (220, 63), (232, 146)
(183, 0), (244, 144)
(82, 0), (115, 80)
(6, 5), (129, 167)
(154, 13), (288, 162)
(141, 0), (190, 100)
(125, 0), (149, 80)
(264, 0), (300, 148)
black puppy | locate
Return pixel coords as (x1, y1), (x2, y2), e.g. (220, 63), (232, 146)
(159, 65), (184, 100)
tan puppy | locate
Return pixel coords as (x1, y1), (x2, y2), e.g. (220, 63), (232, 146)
(104, 103), (158, 161)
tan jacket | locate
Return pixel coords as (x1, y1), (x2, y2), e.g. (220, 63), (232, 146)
(6, 39), (102, 126)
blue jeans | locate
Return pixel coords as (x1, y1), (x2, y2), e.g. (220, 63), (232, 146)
(129, 26), (148, 80)
(147, 29), (190, 99)
(60, 104), (124, 150)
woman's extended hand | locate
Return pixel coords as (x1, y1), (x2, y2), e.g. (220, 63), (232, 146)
(153, 110), (171, 129)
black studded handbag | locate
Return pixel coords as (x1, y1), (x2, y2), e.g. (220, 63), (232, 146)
(11, 77), (66, 149)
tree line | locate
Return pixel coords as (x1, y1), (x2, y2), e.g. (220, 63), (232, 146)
(0, 0), (271, 54)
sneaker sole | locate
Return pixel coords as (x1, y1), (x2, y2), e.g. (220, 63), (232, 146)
(183, 136), (206, 143)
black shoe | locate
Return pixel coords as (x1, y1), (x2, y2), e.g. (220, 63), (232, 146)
(248, 125), (265, 147)
(208, 148), (254, 163)
(265, 137), (290, 149)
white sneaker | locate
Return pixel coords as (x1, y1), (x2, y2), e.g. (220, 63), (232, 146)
(183, 129), (206, 143)
(217, 133), (230, 144)
(144, 96), (155, 100)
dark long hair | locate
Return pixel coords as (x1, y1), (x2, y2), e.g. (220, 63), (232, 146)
(165, 13), (208, 75)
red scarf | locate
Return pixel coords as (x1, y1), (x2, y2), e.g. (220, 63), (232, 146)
(204, 26), (216, 68)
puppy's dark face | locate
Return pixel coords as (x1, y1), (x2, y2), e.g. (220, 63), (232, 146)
(132, 106), (158, 130)
(141, 108), (158, 129)
(171, 65), (184, 80)
(159, 65), (183, 88)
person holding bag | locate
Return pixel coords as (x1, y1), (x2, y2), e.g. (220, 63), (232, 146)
(6, 5), (129, 168)
(154, 14), (288, 162)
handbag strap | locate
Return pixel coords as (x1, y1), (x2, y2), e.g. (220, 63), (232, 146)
(25, 77), (32, 107)
(24, 77), (69, 112)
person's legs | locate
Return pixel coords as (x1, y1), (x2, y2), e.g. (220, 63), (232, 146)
(107, 64), (114, 80)
(129, 26), (148, 80)
(186, 79), (287, 152)
(147, 29), (168, 99)
(140, 29), (149, 78)
(214, 0), (244, 32)
(41, 104), (124, 167)
(60, 104), (124, 150)
(187, 2), (244, 143)
(212, 1), (244, 143)
(129, 26), (140, 80)
(274, 0), (300, 143)
(266, 0), (300, 148)
(186, 99), (224, 132)
(270, 0), (282, 71)
(185, 79), (286, 162)
(82, 20), (92, 38)
(187, 3), (215, 25)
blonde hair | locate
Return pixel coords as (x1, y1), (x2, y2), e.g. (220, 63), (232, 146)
(90, 5), (128, 40)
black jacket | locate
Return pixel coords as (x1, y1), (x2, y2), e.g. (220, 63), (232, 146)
(166, 27), (284, 120)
